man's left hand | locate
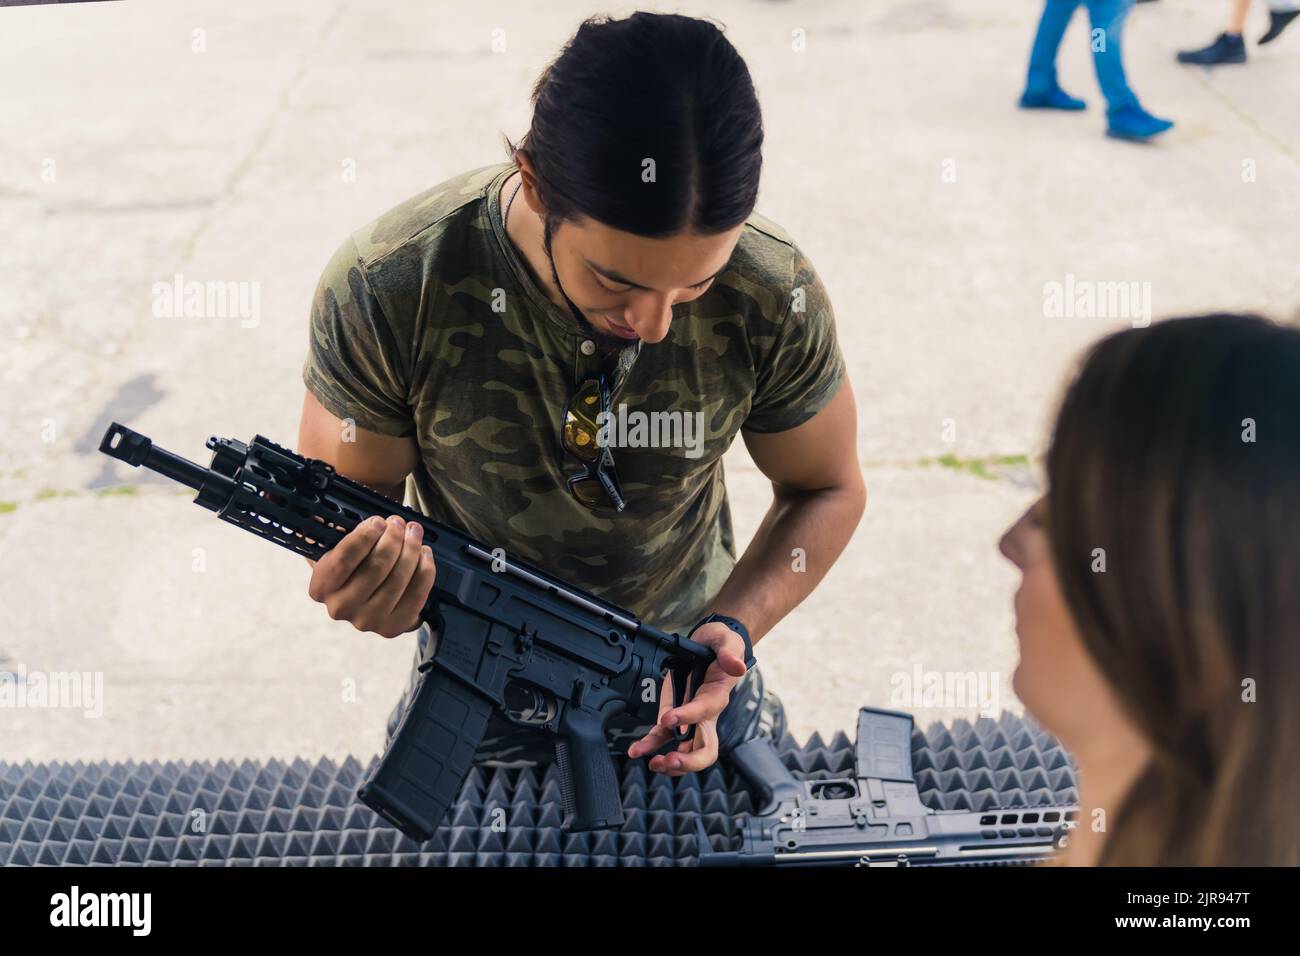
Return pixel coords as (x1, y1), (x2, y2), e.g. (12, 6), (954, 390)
(627, 621), (749, 776)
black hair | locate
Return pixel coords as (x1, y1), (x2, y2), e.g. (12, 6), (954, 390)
(508, 12), (763, 237)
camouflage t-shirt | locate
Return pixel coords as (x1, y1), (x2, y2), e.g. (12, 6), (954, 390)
(302, 162), (845, 635)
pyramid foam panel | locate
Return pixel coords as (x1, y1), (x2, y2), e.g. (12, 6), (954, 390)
(1, 711), (1077, 866)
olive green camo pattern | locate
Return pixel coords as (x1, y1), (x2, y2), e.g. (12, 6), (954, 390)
(302, 161), (844, 761)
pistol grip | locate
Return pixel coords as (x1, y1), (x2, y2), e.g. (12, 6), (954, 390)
(554, 712), (624, 831)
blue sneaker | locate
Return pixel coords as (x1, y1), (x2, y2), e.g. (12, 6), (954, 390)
(1019, 86), (1088, 111)
(1106, 104), (1175, 141)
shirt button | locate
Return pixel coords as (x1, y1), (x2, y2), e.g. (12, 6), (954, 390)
(580, 339), (596, 356)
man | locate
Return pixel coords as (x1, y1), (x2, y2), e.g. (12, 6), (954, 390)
(298, 13), (866, 779)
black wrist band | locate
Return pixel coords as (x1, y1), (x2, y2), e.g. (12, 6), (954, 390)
(691, 613), (756, 670)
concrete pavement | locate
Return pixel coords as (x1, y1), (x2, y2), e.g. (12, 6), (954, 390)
(2, 0), (1297, 761)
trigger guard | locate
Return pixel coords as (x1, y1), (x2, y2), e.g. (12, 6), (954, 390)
(666, 659), (708, 745)
(666, 664), (696, 743)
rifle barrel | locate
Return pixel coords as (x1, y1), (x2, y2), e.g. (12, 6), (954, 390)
(99, 421), (210, 492)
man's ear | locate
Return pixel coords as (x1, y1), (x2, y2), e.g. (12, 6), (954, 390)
(513, 150), (547, 217)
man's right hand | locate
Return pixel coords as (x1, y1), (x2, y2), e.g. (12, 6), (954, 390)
(306, 514), (437, 639)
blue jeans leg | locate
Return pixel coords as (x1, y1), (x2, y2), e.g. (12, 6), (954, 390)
(1025, 0), (1084, 96)
(1086, 0), (1140, 113)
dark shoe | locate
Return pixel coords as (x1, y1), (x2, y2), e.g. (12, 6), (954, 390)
(1019, 85), (1087, 111)
(1177, 32), (1247, 64)
(1260, 9), (1300, 45)
(1106, 104), (1175, 141)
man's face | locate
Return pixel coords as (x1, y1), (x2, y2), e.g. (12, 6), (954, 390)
(545, 215), (744, 346)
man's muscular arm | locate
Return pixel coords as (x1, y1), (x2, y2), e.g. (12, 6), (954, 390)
(631, 378), (865, 774)
(710, 376), (866, 643)
(298, 390), (417, 503)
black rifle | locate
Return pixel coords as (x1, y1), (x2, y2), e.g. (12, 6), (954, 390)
(700, 707), (1078, 866)
(98, 423), (717, 841)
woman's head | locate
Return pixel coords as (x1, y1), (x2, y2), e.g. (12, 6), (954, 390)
(507, 13), (763, 344)
(1001, 313), (1300, 865)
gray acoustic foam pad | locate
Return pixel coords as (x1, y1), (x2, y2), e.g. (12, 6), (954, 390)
(1, 711), (1077, 867)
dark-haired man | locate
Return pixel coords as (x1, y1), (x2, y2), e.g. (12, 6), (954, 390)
(299, 12), (865, 778)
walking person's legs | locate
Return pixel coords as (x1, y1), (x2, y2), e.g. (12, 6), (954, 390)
(1230, 0), (1255, 31)
(1087, 0), (1141, 112)
(1020, 0), (1090, 110)
(1086, 0), (1174, 140)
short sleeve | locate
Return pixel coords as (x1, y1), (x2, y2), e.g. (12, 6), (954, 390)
(301, 236), (416, 438)
(743, 246), (846, 433)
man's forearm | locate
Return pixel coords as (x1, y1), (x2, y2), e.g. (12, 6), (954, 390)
(706, 481), (865, 643)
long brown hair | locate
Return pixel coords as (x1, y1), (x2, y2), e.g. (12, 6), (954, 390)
(1046, 313), (1300, 866)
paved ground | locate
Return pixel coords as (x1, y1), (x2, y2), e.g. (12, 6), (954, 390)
(2, 0), (1298, 762)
